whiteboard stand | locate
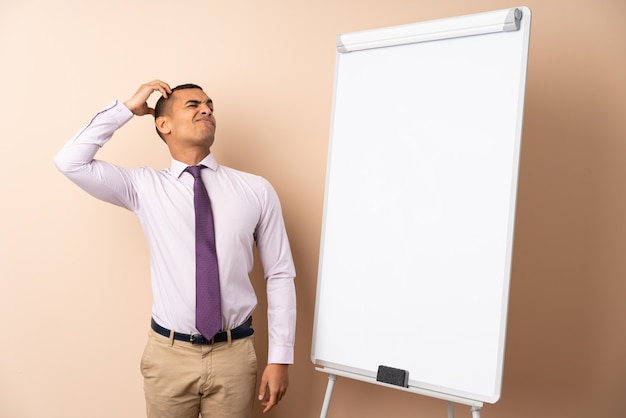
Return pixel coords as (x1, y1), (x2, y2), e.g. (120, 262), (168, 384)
(446, 401), (482, 418)
(317, 367), (483, 418)
(471, 405), (483, 418)
(320, 373), (337, 418)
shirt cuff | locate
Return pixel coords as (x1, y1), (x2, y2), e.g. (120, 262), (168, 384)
(111, 100), (134, 125)
(268, 345), (294, 365)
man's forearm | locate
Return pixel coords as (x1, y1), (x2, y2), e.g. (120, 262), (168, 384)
(55, 101), (132, 173)
(266, 276), (297, 364)
(54, 101), (136, 209)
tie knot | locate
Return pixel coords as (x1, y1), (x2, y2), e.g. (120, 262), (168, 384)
(185, 165), (206, 179)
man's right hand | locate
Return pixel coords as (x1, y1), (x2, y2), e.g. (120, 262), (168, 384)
(124, 80), (172, 116)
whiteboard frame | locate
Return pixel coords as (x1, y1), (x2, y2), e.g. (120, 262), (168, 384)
(312, 6), (532, 406)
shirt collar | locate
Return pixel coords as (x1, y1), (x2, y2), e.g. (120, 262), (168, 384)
(171, 153), (218, 179)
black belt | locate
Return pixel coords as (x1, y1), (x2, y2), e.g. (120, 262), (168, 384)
(151, 317), (254, 345)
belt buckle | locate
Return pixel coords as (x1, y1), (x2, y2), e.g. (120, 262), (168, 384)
(190, 333), (203, 344)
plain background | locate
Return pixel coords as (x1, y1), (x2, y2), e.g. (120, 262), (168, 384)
(1, 1), (624, 417)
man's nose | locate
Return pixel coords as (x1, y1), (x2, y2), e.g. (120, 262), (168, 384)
(200, 103), (213, 115)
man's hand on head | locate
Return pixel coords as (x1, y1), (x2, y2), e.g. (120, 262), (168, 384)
(124, 80), (172, 116)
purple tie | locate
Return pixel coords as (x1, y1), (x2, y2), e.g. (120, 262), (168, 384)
(186, 165), (221, 339)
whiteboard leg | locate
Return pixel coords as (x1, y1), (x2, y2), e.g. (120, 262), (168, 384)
(471, 405), (481, 418)
(447, 402), (455, 418)
(320, 374), (337, 418)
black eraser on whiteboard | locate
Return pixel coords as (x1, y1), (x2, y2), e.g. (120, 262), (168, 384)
(376, 365), (409, 387)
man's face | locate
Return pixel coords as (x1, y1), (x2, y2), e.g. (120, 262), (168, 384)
(161, 88), (216, 148)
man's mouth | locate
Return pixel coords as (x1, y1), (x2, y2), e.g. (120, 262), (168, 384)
(196, 118), (214, 126)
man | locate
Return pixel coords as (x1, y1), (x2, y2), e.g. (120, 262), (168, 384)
(54, 80), (297, 417)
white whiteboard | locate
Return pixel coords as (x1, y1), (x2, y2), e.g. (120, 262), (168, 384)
(312, 7), (531, 404)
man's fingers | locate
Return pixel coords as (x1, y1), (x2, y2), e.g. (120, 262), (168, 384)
(262, 392), (278, 413)
(258, 380), (277, 413)
(124, 80), (172, 116)
(147, 80), (172, 98)
(260, 385), (288, 413)
(151, 84), (171, 99)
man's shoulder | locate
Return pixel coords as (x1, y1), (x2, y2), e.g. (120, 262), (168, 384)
(218, 164), (266, 183)
(216, 164), (276, 195)
(128, 165), (180, 182)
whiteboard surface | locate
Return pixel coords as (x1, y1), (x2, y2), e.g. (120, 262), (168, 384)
(312, 7), (531, 404)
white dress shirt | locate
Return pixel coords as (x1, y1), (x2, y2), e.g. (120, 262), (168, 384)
(55, 101), (297, 364)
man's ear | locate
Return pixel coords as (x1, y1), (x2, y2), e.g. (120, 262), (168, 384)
(155, 116), (171, 136)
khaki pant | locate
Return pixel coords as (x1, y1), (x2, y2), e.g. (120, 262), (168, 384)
(140, 329), (257, 418)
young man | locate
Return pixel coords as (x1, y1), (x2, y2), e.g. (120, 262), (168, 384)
(55, 80), (297, 417)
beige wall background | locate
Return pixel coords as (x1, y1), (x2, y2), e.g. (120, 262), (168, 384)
(1, 0), (625, 417)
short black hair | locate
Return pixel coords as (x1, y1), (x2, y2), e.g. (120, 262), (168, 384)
(154, 83), (204, 119)
(154, 83), (204, 139)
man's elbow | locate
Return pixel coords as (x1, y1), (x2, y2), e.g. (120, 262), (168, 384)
(54, 151), (85, 175)
(53, 152), (69, 173)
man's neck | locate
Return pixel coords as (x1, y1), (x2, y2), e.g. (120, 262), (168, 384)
(169, 146), (211, 166)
